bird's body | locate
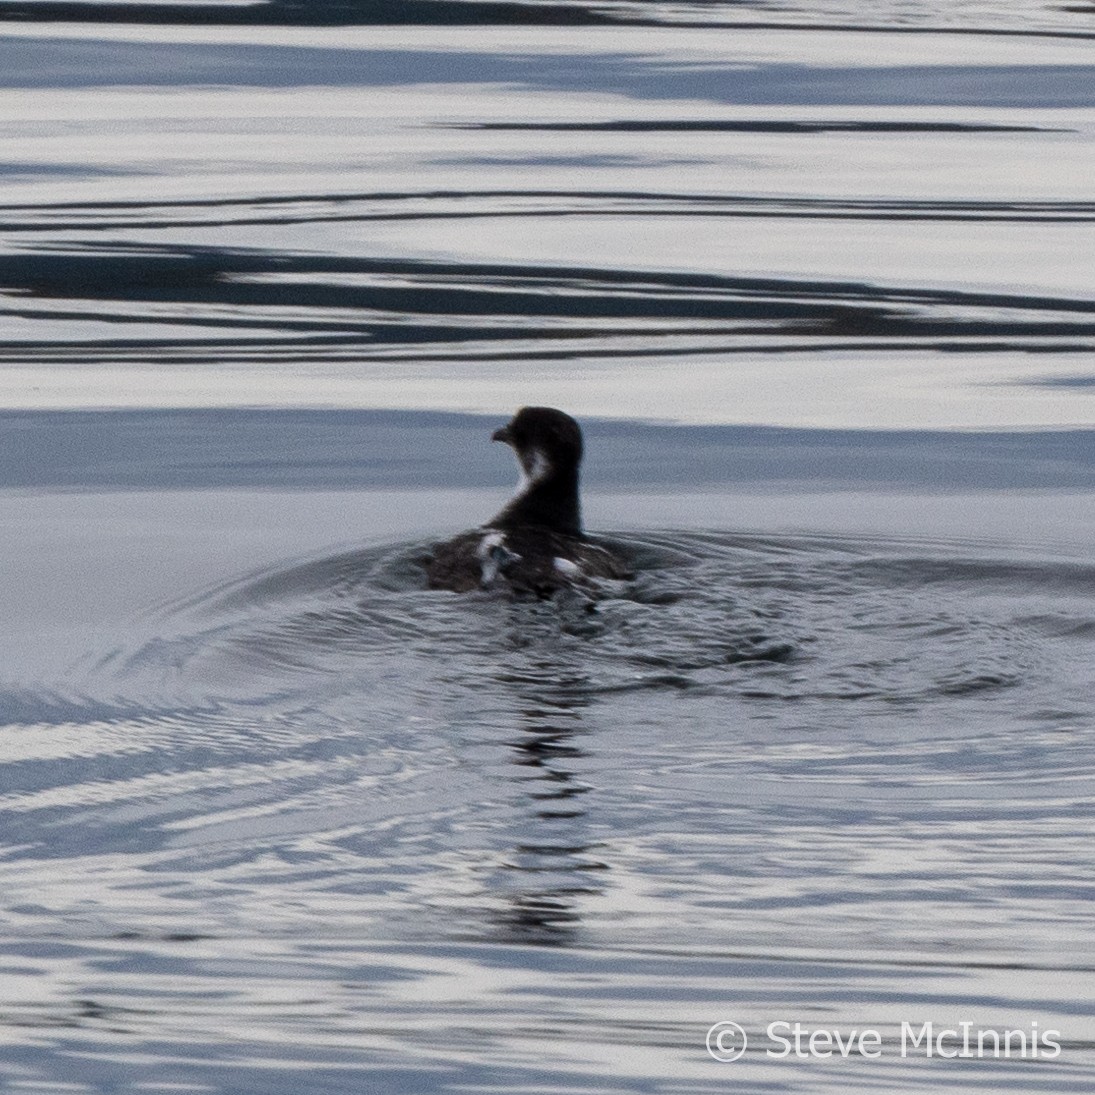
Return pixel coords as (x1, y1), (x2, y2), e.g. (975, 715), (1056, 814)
(426, 524), (627, 596)
(425, 407), (629, 596)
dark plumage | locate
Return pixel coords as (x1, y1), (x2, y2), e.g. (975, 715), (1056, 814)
(425, 407), (629, 596)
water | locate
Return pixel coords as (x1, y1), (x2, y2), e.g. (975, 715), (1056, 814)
(1, 0), (1094, 1090)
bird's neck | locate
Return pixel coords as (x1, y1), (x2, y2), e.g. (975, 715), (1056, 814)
(493, 469), (581, 537)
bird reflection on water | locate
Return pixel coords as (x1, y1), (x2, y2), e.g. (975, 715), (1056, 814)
(491, 660), (606, 945)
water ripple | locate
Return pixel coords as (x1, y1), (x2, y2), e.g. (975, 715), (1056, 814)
(0, 530), (1089, 964)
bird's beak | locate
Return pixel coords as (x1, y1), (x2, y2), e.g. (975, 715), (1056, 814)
(491, 423), (512, 445)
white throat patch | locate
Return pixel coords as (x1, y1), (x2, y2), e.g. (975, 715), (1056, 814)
(516, 447), (551, 494)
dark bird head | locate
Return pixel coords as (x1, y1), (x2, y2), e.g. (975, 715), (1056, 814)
(489, 406), (584, 536)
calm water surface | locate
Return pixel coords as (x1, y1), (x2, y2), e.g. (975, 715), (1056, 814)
(1, 0), (1094, 1091)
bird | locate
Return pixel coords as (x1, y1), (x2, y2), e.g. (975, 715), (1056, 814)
(424, 406), (629, 596)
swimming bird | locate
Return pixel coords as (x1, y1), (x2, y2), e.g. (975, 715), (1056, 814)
(425, 406), (629, 596)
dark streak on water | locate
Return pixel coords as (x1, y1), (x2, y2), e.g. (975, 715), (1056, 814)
(1, 0), (1094, 39)
(0, 0), (622, 28)
(469, 118), (1073, 132)
(3, 409), (1095, 491)
(3, 38), (1095, 108)
(1, 247), (1093, 362)
(6, 192), (1095, 228)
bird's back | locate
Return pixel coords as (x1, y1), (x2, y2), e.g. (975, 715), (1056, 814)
(426, 526), (628, 596)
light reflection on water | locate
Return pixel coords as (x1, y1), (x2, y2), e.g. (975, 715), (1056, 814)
(3, 523), (1095, 1088)
(1, 0), (1094, 1090)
